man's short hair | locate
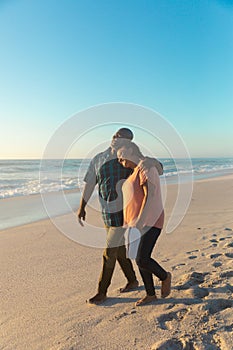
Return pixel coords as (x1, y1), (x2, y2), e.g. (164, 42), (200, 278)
(114, 128), (134, 140)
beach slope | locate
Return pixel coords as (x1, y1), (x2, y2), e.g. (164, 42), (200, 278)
(0, 175), (233, 350)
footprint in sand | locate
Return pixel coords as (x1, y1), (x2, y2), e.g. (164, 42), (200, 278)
(112, 309), (137, 321)
(184, 285), (209, 299)
(176, 272), (207, 290)
(220, 270), (233, 278)
(225, 252), (233, 258)
(217, 235), (232, 241)
(186, 250), (199, 260)
(157, 308), (188, 330)
(209, 239), (218, 243)
(151, 338), (194, 350)
(226, 284), (233, 292)
(186, 249), (199, 254)
(225, 241), (233, 248)
(212, 261), (222, 267)
(210, 253), (222, 259)
(188, 256), (197, 260)
(203, 299), (233, 315)
(172, 263), (186, 271)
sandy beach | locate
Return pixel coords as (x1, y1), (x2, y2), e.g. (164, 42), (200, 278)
(1, 175), (233, 350)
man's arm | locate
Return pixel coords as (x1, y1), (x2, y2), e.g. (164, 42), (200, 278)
(77, 155), (98, 226)
(139, 156), (163, 176)
(77, 181), (96, 226)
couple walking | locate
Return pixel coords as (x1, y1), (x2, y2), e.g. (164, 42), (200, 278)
(77, 128), (171, 306)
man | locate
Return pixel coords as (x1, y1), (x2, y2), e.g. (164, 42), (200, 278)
(77, 128), (163, 305)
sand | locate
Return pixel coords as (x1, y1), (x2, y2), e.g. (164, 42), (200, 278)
(0, 175), (233, 350)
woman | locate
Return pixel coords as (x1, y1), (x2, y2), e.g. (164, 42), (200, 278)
(117, 141), (171, 306)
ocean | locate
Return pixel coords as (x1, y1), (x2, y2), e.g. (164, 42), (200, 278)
(1, 158), (233, 230)
(1, 158), (233, 199)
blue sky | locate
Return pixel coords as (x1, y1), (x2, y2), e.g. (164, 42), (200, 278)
(0, 0), (233, 158)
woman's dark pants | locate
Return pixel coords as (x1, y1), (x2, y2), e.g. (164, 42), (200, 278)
(136, 226), (167, 296)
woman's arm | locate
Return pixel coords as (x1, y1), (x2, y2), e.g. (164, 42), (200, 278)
(135, 182), (148, 231)
(135, 180), (155, 231)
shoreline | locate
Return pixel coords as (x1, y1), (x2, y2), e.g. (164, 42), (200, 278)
(1, 172), (233, 232)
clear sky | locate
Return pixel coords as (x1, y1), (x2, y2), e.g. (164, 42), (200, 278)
(0, 0), (233, 159)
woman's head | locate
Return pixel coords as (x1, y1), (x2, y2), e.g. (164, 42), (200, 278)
(117, 141), (144, 168)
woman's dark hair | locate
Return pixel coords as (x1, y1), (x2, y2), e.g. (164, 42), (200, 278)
(121, 140), (144, 159)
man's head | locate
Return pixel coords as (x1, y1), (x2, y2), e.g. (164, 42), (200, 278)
(113, 128), (134, 140)
(111, 128), (134, 151)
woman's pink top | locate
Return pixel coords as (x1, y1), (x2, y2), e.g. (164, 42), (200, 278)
(122, 166), (164, 229)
